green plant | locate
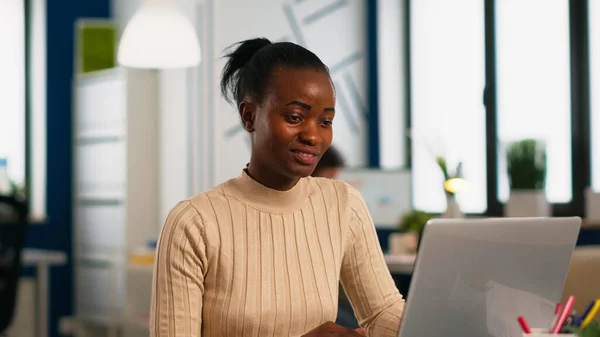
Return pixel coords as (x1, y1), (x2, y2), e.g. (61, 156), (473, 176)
(506, 139), (547, 190)
(436, 156), (451, 182)
(6, 180), (27, 202)
(398, 209), (434, 233)
(568, 320), (600, 337)
(435, 156), (463, 197)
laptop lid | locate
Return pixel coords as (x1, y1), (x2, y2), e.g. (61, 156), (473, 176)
(398, 217), (581, 337)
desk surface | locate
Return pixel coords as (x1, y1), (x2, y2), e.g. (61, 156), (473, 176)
(23, 248), (68, 266)
(21, 250), (410, 272)
(384, 254), (416, 274)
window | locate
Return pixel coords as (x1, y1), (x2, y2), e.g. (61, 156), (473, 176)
(29, 0), (47, 220)
(410, 0), (487, 213)
(496, 0), (572, 203)
(590, 0), (600, 192)
(377, 0), (407, 170)
(402, 0), (593, 216)
(0, 0), (26, 190)
(0, 0), (47, 220)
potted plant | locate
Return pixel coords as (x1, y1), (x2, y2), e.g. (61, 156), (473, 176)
(389, 210), (434, 255)
(568, 319), (600, 337)
(504, 139), (550, 217)
(435, 156), (465, 218)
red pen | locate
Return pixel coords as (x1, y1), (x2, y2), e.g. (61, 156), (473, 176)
(552, 296), (576, 334)
(549, 302), (563, 330)
(518, 316), (532, 334)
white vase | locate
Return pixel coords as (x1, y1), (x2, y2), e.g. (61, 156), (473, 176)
(505, 190), (550, 217)
(443, 194), (463, 218)
(585, 187), (600, 221)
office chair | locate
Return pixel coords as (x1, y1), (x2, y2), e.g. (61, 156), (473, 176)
(562, 245), (600, 321)
(0, 195), (27, 335)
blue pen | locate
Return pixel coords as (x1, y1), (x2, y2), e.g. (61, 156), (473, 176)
(574, 300), (596, 327)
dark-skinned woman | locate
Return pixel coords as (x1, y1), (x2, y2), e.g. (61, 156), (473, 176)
(150, 38), (405, 337)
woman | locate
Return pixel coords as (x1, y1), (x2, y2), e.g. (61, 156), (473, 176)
(150, 37), (405, 337)
(309, 146), (361, 330)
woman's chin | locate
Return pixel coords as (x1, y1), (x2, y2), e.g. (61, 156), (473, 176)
(286, 164), (317, 179)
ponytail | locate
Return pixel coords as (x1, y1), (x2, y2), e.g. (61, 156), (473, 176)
(219, 37), (329, 109)
(220, 37), (272, 105)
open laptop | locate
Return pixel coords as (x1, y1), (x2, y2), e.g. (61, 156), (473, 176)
(398, 217), (581, 337)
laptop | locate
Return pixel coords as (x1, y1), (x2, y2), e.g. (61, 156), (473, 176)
(397, 217), (581, 337)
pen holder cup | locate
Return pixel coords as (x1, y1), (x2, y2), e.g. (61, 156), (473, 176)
(523, 329), (577, 336)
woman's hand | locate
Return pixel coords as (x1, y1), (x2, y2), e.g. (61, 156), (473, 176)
(302, 322), (366, 337)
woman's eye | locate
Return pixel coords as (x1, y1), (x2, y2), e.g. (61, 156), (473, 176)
(285, 115), (302, 123)
(320, 119), (333, 127)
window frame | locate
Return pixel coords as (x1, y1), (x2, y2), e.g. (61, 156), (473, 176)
(25, 0), (48, 222)
(0, 0), (27, 197)
(25, 0), (31, 214)
(401, 0), (592, 217)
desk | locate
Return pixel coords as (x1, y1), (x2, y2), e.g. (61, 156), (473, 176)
(23, 249), (68, 337)
(384, 254), (416, 274)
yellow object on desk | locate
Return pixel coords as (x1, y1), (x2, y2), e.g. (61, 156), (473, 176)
(130, 254), (154, 265)
(129, 245), (156, 265)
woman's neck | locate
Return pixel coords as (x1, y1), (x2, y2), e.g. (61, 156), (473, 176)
(246, 160), (300, 191)
(224, 168), (312, 214)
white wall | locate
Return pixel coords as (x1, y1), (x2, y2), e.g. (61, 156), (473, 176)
(112, 0), (370, 209)
(110, 0), (140, 31)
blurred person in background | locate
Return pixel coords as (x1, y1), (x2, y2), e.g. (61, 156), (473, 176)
(311, 145), (345, 179)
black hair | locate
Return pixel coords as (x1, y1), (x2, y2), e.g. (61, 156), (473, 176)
(220, 37), (330, 107)
(313, 145), (345, 175)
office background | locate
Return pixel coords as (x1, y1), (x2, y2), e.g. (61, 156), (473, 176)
(1, 0), (600, 336)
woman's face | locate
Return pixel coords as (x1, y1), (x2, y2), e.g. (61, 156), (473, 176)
(242, 66), (336, 181)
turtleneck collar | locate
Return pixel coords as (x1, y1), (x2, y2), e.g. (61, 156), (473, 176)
(223, 169), (313, 213)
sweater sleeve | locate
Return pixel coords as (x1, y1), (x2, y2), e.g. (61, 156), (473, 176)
(340, 187), (405, 337)
(150, 201), (207, 337)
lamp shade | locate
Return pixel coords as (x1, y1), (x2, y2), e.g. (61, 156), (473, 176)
(117, 0), (201, 69)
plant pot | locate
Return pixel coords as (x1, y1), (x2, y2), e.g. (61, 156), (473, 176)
(524, 329), (576, 336)
(388, 232), (418, 255)
(505, 190), (550, 217)
(585, 187), (600, 222)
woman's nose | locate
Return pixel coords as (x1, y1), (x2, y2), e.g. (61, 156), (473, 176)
(298, 120), (321, 145)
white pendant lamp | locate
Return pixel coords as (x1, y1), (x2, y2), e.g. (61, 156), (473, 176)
(117, 0), (201, 69)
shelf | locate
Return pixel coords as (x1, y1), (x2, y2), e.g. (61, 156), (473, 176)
(76, 123), (126, 139)
(77, 255), (125, 269)
(76, 135), (125, 145)
(77, 198), (124, 206)
(75, 66), (125, 82)
(127, 263), (154, 272)
(78, 313), (151, 330)
(123, 314), (150, 329)
(78, 314), (122, 327)
(74, 67), (160, 336)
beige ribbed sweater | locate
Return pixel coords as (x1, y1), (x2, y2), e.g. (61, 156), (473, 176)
(150, 170), (404, 337)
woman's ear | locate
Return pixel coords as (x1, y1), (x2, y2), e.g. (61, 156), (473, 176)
(239, 101), (255, 132)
